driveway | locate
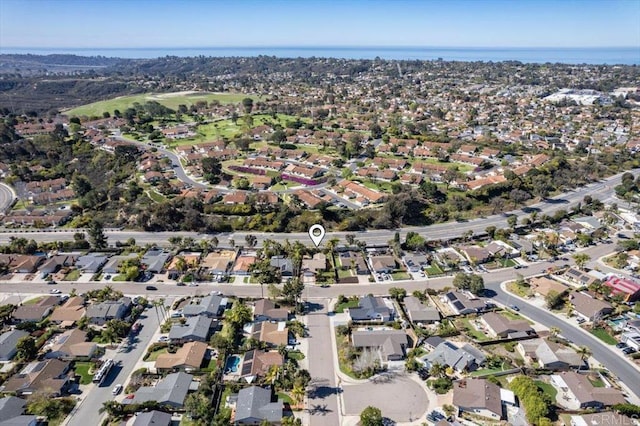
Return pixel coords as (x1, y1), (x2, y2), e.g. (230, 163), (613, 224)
(342, 372), (430, 422)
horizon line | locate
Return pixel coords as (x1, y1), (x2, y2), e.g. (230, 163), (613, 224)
(2, 45), (639, 50)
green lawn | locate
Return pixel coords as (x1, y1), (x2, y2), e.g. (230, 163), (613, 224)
(287, 350), (306, 361)
(74, 362), (94, 385)
(588, 375), (605, 388)
(470, 367), (510, 377)
(391, 271), (411, 280)
(459, 318), (489, 341)
(337, 268), (353, 279)
(145, 348), (168, 361)
(65, 92), (258, 117)
(23, 296), (45, 305)
(590, 328), (617, 345)
(277, 392), (293, 405)
(147, 190), (166, 202)
(63, 269), (81, 281)
(112, 274), (127, 282)
(424, 262), (444, 276)
(506, 281), (531, 298)
(334, 299), (360, 313)
(535, 380), (558, 400)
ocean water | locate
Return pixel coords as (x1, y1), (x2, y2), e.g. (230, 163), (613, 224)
(1, 46), (638, 65)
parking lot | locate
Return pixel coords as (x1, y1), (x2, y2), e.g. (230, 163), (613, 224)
(342, 372), (430, 422)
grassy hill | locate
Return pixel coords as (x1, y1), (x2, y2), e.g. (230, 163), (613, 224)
(64, 91), (258, 117)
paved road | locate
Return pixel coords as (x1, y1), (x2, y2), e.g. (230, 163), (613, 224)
(112, 132), (209, 190)
(0, 183), (15, 213)
(0, 169), (635, 247)
(305, 300), (340, 426)
(66, 302), (163, 426)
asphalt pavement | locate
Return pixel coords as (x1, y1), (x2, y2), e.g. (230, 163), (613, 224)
(0, 183), (16, 213)
(65, 301), (165, 426)
(305, 300), (340, 426)
(0, 168), (635, 247)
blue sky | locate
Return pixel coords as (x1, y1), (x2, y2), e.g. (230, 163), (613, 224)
(1, 0), (639, 48)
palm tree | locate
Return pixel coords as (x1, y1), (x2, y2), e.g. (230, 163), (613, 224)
(264, 364), (279, 385)
(291, 382), (306, 409)
(549, 326), (561, 338)
(577, 345), (591, 362)
(211, 236), (219, 249)
(573, 253), (591, 270)
(429, 363), (446, 378)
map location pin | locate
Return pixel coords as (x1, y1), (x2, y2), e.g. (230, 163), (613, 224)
(308, 224), (326, 248)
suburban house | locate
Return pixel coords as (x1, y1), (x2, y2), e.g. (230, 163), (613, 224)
(38, 254), (78, 277)
(122, 372), (197, 408)
(301, 253), (327, 274)
(101, 253), (139, 275)
(479, 312), (535, 339)
(569, 412), (635, 426)
(169, 316), (213, 343)
(132, 411), (172, 426)
(141, 248), (172, 273)
(44, 329), (97, 360)
(620, 332), (640, 350)
(403, 253), (430, 272)
(86, 297), (132, 325)
(182, 295), (227, 318)
(201, 250), (236, 276)
(239, 350), (284, 383)
(74, 253), (108, 273)
(49, 296), (86, 327)
(0, 254), (43, 274)
(270, 256), (294, 277)
(556, 372), (626, 408)
(403, 296), (441, 324)
(233, 254), (257, 275)
(518, 338), (584, 371)
(460, 246), (492, 264)
(0, 359), (70, 396)
(569, 292), (614, 322)
(253, 299), (289, 322)
(249, 321), (289, 347)
(12, 296), (60, 323)
(347, 295), (394, 322)
(443, 292), (489, 315)
(453, 378), (514, 421)
(351, 329), (409, 361)
(423, 341), (486, 373)
(0, 396), (37, 426)
(339, 251), (369, 275)
(528, 276), (570, 297)
(604, 276), (640, 302)
(0, 329), (29, 361)
(155, 341), (208, 373)
(369, 255), (396, 274)
(423, 336), (445, 351)
(233, 386), (283, 425)
(564, 268), (599, 288)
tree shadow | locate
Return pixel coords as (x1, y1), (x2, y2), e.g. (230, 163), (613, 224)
(307, 385), (343, 399)
(307, 404), (333, 415)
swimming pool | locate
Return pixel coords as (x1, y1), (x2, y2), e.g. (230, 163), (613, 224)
(225, 355), (241, 373)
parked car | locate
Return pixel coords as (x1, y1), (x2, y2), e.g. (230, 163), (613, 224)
(145, 285), (157, 291)
(49, 288), (61, 294)
(616, 342), (629, 349)
(623, 347), (637, 355)
(509, 305), (519, 311)
(112, 384), (123, 395)
(47, 280), (57, 285)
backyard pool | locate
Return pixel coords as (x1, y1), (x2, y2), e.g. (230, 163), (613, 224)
(225, 355), (241, 373)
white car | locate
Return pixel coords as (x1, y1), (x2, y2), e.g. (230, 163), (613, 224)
(112, 384), (123, 395)
(49, 289), (61, 294)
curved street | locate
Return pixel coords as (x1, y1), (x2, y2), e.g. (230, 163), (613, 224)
(0, 182), (16, 213)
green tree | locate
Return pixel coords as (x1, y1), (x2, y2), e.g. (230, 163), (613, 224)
(389, 287), (407, 300)
(184, 392), (213, 420)
(282, 278), (305, 305)
(360, 406), (384, 426)
(545, 290), (564, 309)
(572, 253), (591, 270)
(16, 336), (37, 360)
(242, 97), (254, 114)
(88, 220), (107, 249)
(453, 272), (485, 295)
